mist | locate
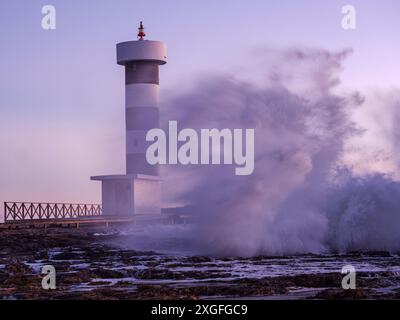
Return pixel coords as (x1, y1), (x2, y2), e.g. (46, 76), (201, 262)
(156, 47), (400, 257)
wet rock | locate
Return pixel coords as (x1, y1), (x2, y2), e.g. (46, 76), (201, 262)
(52, 250), (82, 261)
(2, 228), (400, 300)
(58, 270), (92, 285)
(185, 256), (212, 263)
(5, 259), (33, 275)
(88, 280), (112, 286)
(135, 268), (182, 280)
(91, 268), (125, 279)
(34, 250), (49, 260)
(290, 273), (342, 288)
(313, 288), (373, 299)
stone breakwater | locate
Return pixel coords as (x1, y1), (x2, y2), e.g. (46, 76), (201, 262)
(1, 228), (400, 300)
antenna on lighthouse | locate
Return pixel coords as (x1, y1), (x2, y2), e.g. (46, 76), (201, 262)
(137, 21), (146, 40)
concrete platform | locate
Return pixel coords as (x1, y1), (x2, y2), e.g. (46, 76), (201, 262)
(0, 216), (134, 230)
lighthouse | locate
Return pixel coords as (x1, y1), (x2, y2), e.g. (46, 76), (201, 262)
(91, 22), (166, 217)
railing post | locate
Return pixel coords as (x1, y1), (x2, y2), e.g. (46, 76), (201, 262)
(12, 203), (16, 220)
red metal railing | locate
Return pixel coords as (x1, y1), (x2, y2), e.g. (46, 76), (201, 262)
(4, 202), (102, 223)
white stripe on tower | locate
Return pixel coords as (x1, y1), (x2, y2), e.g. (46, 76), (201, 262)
(126, 84), (159, 108)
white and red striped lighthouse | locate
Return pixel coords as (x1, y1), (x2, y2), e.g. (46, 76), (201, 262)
(91, 23), (166, 217)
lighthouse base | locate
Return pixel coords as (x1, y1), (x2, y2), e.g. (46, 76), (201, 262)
(90, 174), (160, 217)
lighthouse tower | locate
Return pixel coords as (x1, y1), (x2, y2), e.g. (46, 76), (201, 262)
(91, 22), (166, 217)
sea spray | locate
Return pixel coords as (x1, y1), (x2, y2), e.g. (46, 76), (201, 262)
(155, 47), (400, 257)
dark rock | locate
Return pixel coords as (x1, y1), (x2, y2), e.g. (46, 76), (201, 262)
(5, 259), (33, 275)
(91, 268), (125, 279)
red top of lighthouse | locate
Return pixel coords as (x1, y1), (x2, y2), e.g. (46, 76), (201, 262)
(137, 21), (146, 40)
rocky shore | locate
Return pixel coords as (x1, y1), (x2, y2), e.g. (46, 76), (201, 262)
(0, 227), (399, 300)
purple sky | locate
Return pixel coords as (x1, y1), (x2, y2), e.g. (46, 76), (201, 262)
(0, 0), (399, 211)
